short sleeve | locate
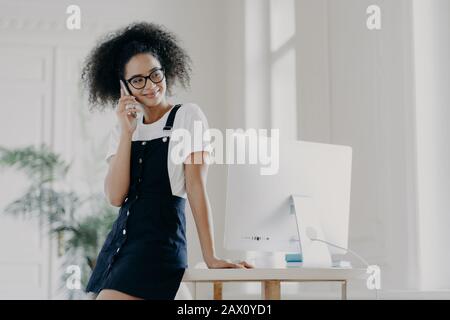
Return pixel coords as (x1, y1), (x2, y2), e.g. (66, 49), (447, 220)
(105, 123), (121, 164)
(183, 104), (213, 157)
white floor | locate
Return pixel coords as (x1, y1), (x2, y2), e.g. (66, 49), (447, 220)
(175, 282), (450, 300)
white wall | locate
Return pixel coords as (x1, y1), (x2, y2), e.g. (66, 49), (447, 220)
(237, 0), (425, 293)
(412, 0), (450, 290)
(239, 0), (450, 294)
(324, 0), (419, 291)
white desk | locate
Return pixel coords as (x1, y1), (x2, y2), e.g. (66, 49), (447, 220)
(182, 264), (368, 300)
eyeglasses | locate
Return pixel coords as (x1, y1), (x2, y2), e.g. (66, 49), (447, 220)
(125, 68), (165, 90)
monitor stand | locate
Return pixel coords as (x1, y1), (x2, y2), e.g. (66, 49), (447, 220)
(291, 195), (332, 268)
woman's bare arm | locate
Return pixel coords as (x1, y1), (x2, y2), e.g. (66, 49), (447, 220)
(184, 152), (216, 263)
(104, 87), (142, 207)
(185, 151), (254, 269)
(104, 131), (133, 206)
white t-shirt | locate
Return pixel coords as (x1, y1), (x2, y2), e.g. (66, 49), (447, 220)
(105, 102), (211, 198)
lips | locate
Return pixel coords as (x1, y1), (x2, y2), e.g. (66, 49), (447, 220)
(145, 89), (160, 98)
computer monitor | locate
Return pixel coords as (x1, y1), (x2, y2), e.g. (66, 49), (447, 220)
(224, 138), (352, 261)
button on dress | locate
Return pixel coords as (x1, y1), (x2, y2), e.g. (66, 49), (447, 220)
(85, 105), (187, 300)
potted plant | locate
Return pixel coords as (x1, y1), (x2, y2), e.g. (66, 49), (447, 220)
(0, 144), (116, 299)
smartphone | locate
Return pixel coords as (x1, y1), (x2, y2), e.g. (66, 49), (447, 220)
(120, 80), (143, 118)
(120, 79), (132, 95)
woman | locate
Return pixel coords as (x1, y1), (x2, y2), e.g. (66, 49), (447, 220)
(81, 22), (253, 300)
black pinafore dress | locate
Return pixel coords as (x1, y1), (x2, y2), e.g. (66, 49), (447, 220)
(85, 104), (187, 300)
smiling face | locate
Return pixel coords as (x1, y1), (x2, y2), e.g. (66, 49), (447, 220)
(123, 53), (168, 108)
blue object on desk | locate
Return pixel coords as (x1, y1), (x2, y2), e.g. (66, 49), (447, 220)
(285, 253), (302, 262)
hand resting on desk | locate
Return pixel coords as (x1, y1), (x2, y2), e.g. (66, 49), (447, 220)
(205, 257), (254, 269)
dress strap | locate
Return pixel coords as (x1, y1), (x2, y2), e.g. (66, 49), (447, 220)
(163, 104), (182, 131)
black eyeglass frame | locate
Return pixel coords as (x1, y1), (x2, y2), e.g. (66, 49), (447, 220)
(124, 67), (165, 90)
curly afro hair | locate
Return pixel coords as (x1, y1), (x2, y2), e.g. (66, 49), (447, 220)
(81, 22), (192, 111)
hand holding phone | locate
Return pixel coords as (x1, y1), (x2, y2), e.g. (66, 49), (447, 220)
(120, 80), (138, 117)
(116, 80), (142, 135)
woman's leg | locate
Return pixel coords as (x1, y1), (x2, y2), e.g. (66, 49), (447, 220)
(96, 289), (144, 300)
